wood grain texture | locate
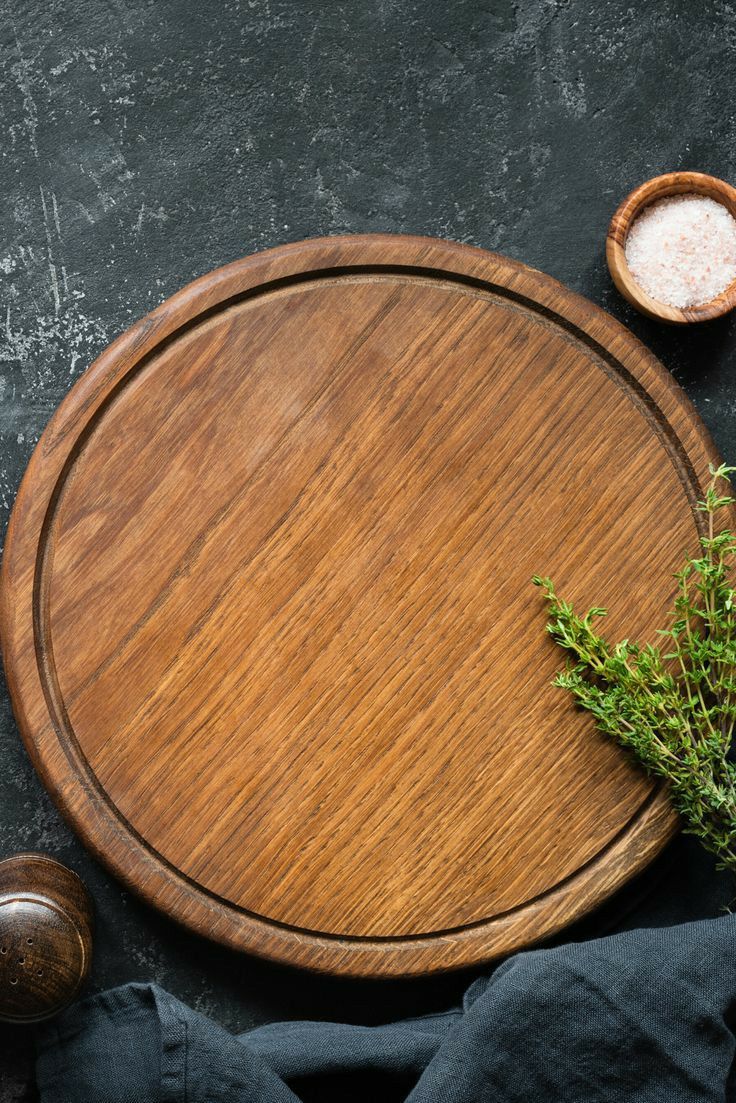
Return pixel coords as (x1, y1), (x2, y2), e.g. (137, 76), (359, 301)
(0, 854), (93, 1023)
(607, 170), (736, 323)
(0, 234), (722, 977)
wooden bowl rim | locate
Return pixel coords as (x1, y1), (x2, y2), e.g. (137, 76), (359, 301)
(606, 170), (736, 324)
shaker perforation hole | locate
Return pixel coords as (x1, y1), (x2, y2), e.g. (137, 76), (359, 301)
(17, 957), (24, 965)
(9, 977), (17, 985)
(26, 938), (33, 945)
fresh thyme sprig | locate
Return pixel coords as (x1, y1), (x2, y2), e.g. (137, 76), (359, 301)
(533, 463), (736, 873)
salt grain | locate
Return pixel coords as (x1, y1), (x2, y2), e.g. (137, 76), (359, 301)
(624, 194), (736, 308)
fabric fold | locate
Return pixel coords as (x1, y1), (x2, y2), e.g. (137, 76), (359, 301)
(36, 915), (736, 1102)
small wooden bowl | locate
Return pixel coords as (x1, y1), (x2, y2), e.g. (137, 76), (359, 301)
(607, 171), (736, 324)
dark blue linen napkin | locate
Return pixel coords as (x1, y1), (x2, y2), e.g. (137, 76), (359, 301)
(36, 915), (736, 1102)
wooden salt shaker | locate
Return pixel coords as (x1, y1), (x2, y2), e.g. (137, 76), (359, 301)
(0, 853), (93, 1023)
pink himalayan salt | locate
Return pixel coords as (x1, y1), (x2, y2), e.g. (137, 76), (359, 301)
(624, 193), (736, 308)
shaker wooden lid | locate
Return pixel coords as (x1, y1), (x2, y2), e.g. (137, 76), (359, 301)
(0, 235), (718, 977)
(0, 854), (92, 1023)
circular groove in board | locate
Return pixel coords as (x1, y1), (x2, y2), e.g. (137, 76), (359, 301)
(0, 235), (719, 976)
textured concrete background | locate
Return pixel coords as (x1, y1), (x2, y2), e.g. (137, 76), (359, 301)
(1, 0), (736, 1098)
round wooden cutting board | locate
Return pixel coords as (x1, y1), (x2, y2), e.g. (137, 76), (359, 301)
(0, 235), (720, 977)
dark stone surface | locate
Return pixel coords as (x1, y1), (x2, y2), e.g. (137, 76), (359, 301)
(1, 0), (735, 1097)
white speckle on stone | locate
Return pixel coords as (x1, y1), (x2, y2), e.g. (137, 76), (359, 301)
(134, 203), (168, 236)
